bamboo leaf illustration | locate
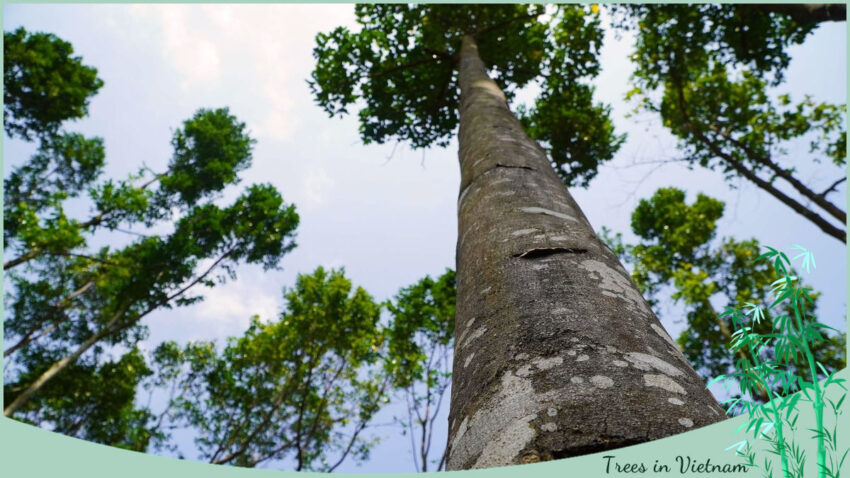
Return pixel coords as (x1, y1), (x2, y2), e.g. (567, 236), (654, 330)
(727, 440), (749, 452)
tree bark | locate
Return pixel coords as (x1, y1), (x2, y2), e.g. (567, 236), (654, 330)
(446, 35), (725, 470)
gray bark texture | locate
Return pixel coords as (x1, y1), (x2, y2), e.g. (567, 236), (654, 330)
(446, 35), (725, 470)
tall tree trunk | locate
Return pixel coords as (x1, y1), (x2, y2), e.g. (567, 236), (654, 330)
(446, 35), (725, 470)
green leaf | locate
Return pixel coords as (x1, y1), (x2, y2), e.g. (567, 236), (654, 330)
(791, 244), (815, 273)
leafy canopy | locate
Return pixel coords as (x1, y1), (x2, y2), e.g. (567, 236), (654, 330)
(602, 188), (845, 399)
(3, 28), (300, 451)
(386, 269), (455, 388)
(310, 4), (623, 187)
(614, 5), (846, 240)
(4, 27), (103, 140)
(151, 267), (388, 470)
(386, 269), (455, 471)
(617, 4), (845, 170)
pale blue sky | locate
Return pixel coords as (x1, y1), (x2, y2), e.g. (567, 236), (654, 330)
(3, 5), (847, 473)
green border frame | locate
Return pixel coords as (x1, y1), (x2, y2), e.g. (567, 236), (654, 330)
(0, 2), (847, 477)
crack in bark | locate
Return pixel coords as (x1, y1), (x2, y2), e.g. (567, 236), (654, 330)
(513, 247), (588, 259)
(550, 436), (648, 460)
(494, 163), (535, 171)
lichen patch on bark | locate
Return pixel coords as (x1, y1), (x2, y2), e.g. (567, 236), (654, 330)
(650, 323), (679, 348)
(643, 374), (687, 394)
(488, 177), (513, 187)
(519, 206), (579, 223)
(511, 228), (539, 237)
(532, 356), (563, 370)
(459, 326), (487, 350)
(648, 323), (695, 368)
(450, 416), (470, 458)
(450, 369), (561, 469)
(624, 352), (685, 377)
(577, 259), (650, 313)
(590, 375), (615, 389)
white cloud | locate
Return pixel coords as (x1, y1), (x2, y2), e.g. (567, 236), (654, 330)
(131, 5), (222, 92)
(303, 168), (335, 209)
(126, 5), (357, 140)
(180, 279), (280, 340)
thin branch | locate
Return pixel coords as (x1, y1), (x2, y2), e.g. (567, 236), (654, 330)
(382, 141), (401, 164)
(114, 227), (151, 238)
(209, 387), (266, 464)
(436, 442), (448, 472)
(245, 437), (296, 468)
(297, 356), (350, 467)
(668, 65), (845, 242)
(4, 246), (237, 417)
(294, 340), (319, 471)
(5, 168), (166, 270)
(609, 160), (674, 209)
(608, 157), (689, 171)
(406, 390), (420, 472)
(212, 349), (305, 465)
(3, 300), (132, 417)
(819, 177), (846, 197)
(707, 124), (845, 222)
(4, 248), (41, 270)
(326, 376), (391, 472)
(4, 280), (95, 358)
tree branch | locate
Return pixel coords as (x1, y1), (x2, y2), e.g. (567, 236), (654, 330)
(757, 4), (846, 24)
(706, 124), (846, 223)
(298, 356), (349, 467)
(472, 9), (545, 38)
(326, 376), (391, 472)
(4, 168), (166, 270)
(4, 280), (95, 358)
(4, 300), (132, 417)
(4, 246), (237, 417)
(819, 177), (846, 197)
(369, 56), (442, 80)
(667, 67), (845, 242)
(4, 248), (41, 270)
